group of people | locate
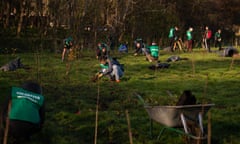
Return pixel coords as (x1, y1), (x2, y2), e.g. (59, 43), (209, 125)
(0, 27), (223, 143)
(60, 26), (226, 81)
(168, 26), (222, 52)
(133, 38), (160, 63)
(61, 36), (125, 83)
(94, 38), (161, 82)
(0, 37), (157, 144)
(61, 26), (223, 82)
(202, 26), (222, 52)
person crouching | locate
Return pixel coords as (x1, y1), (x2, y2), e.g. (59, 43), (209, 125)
(99, 57), (124, 83)
(143, 41), (159, 62)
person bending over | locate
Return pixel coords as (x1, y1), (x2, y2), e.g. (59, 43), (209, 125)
(98, 57), (124, 83)
(133, 38), (145, 56)
(143, 41), (159, 62)
(62, 37), (73, 62)
(1, 81), (45, 144)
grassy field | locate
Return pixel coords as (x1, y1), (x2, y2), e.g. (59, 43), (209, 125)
(1, 47), (240, 144)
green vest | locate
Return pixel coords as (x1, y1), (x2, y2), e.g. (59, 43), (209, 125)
(186, 30), (192, 40)
(10, 87), (44, 124)
(149, 45), (159, 58)
(215, 32), (221, 39)
(100, 63), (109, 69)
(168, 28), (174, 38)
(65, 37), (73, 46)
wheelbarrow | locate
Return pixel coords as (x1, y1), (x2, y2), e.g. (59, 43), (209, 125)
(136, 94), (215, 142)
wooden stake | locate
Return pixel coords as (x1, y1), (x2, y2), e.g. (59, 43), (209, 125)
(229, 56), (235, 70)
(3, 101), (11, 144)
(207, 112), (211, 144)
(191, 53), (195, 75)
(125, 110), (133, 144)
(94, 78), (100, 144)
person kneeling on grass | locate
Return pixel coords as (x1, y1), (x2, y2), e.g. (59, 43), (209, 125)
(98, 56), (124, 83)
(143, 41), (159, 62)
(133, 38), (146, 56)
(1, 81), (45, 144)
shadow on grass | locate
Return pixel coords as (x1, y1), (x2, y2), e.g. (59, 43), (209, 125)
(212, 120), (240, 144)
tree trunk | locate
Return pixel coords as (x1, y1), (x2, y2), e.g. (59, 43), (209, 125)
(4, 1), (10, 28)
(117, 0), (132, 42)
(17, 0), (25, 37)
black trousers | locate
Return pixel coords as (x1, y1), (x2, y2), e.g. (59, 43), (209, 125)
(7, 120), (41, 143)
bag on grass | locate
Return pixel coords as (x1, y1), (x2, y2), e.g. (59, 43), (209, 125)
(112, 58), (124, 72)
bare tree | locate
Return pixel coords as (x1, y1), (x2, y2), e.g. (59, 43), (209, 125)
(16, 0), (25, 37)
(1, 0), (11, 28)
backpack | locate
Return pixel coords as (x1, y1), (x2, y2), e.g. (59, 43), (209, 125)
(118, 44), (128, 53)
(112, 58), (124, 72)
(223, 47), (239, 57)
(207, 30), (212, 39)
(166, 55), (181, 62)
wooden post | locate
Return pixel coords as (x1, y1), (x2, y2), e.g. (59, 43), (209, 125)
(125, 110), (133, 144)
(229, 56), (234, 70)
(207, 112), (211, 144)
(94, 80), (100, 144)
(3, 101), (11, 144)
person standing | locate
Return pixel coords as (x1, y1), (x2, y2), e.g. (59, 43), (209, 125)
(186, 27), (194, 52)
(168, 26), (179, 52)
(215, 29), (222, 50)
(202, 26), (212, 52)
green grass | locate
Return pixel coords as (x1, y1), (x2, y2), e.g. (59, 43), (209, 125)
(1, 47), (240, 144)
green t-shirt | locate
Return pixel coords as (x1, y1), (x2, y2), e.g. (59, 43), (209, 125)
(10, 87), (44, 124)
(215, 32), (221, 39)
(100, 63), (109, 69)
(168, 28), (174, 38)
(65, 37), (73, 46)
(186, 30), (192, 40)
(149, 45), (159, 58)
